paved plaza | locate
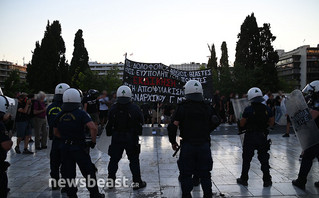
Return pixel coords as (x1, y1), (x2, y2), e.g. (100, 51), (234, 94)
(5, 124), (319, 198)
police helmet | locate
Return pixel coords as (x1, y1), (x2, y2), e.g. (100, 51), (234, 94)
(88, 89), (99, 98)
(0, 96), (9, 114)
(116, 85), (132, 104)
(184, 80), (204, 101)
(54, 83), (70, 102)
(247, 87), (264, 103)
(62, 88), (82, 111)
(302, 80), (319, 94)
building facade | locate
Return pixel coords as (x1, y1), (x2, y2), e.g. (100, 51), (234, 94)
(88, 61), (124, 79)
(276, 45), (319, 89)
(0, 61), (27, 88)
(169, 62), (206, 71)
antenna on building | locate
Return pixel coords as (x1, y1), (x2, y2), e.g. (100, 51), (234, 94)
(23, 57), (25, 65)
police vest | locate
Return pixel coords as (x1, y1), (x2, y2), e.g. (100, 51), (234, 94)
(178, 100), (212, 144)
(246, 103), (269, 132)
(111, 103), (142, 135)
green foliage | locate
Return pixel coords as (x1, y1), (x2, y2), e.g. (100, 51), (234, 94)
(4, 70), (29, 97)
(220, 41), (229, 68)
(27, 20), (69, 93)
(233, 13), (279, 95)
(235, 13), (262, 70)
(207, 44), (218, 70)
(104, 66), (122, 93)
(70, 29), (89, 87)
(75, 67), (122, 94)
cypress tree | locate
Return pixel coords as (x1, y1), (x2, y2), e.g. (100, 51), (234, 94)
(27, 20), (68, 92)
(220, 41), (229, 68)
(234, 13), (262, 70)
(70, 29), (90, 87)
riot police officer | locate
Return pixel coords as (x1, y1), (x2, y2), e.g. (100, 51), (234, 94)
(106, 85), (146, 190)
(54, 88), (104, 198)
(292, 80), (319, 190)
(168, 80), (219, 198)
(47, 83), (70, 190)
(237, 87), (274, 187)
(0, 96), (13, 198)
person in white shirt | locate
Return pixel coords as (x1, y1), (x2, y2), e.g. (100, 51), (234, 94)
(98, 90), (110, 127)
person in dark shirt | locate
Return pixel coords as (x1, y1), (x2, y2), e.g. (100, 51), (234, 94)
(226, 93), (235, 124)
(14, 93), (33, 154)
(83, 89), (100, 128)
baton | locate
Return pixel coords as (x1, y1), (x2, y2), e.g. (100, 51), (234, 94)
(172, 145), (181, 157)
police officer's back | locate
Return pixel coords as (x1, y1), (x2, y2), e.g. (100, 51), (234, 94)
(54, 88), (104, 198)
(106, 85), (146, 190)
(237, 87), (274, 187)
(168, 80), (219, 198)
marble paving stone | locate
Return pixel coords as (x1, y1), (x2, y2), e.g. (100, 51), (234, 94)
(5, 131), (319, 197)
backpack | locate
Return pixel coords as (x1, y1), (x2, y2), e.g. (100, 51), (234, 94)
(113, 107), (132, 133)
(112, 104), (143, 135)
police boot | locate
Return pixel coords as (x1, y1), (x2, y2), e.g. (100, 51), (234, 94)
(133, 180), (147, 190)
(107, 176), (116, 189)
(263, 174), (272, 187)
(292, 179), (306, 190)
(236, 175), (248, 186)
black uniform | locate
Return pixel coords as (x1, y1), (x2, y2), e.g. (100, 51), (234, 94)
(54, 109), (101, 197)
(293, 104), (319, 189)
(239, 102), (273, 185)
(0, 121), (10, 198)
(168, 100), (218, 198)
(46, 101), (63, 187)
(106, 102), (144, 186)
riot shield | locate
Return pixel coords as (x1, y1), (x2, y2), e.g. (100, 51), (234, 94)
(286, 89), (319, 150)
(6, 96), (18, 120)
(96, 131), (112, 153)
(231, 98), (250, 144)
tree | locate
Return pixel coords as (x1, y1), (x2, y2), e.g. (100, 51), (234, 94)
(233, 13), (279, 94)
(4, 70), (29, 97)
(234, 13), (262, 70)
(220, 41), (229, 68)
(104, 66), (122, 93)
(27, 20), (68, 93)
(219, 41), (233, 95)
(207, 44), (218, 70)
(70, 29), (89, 87)
(257, 23), (279, 92)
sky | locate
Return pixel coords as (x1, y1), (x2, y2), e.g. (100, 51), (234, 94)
(0, 0), (318, 66)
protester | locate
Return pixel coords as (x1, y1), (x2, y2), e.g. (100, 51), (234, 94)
(274, 95), (282, 124)
(226, 93), (235, 124)
(33, 91), (48, 150)
(14, 93), (33, 154)
(98, 90), (110, 128)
